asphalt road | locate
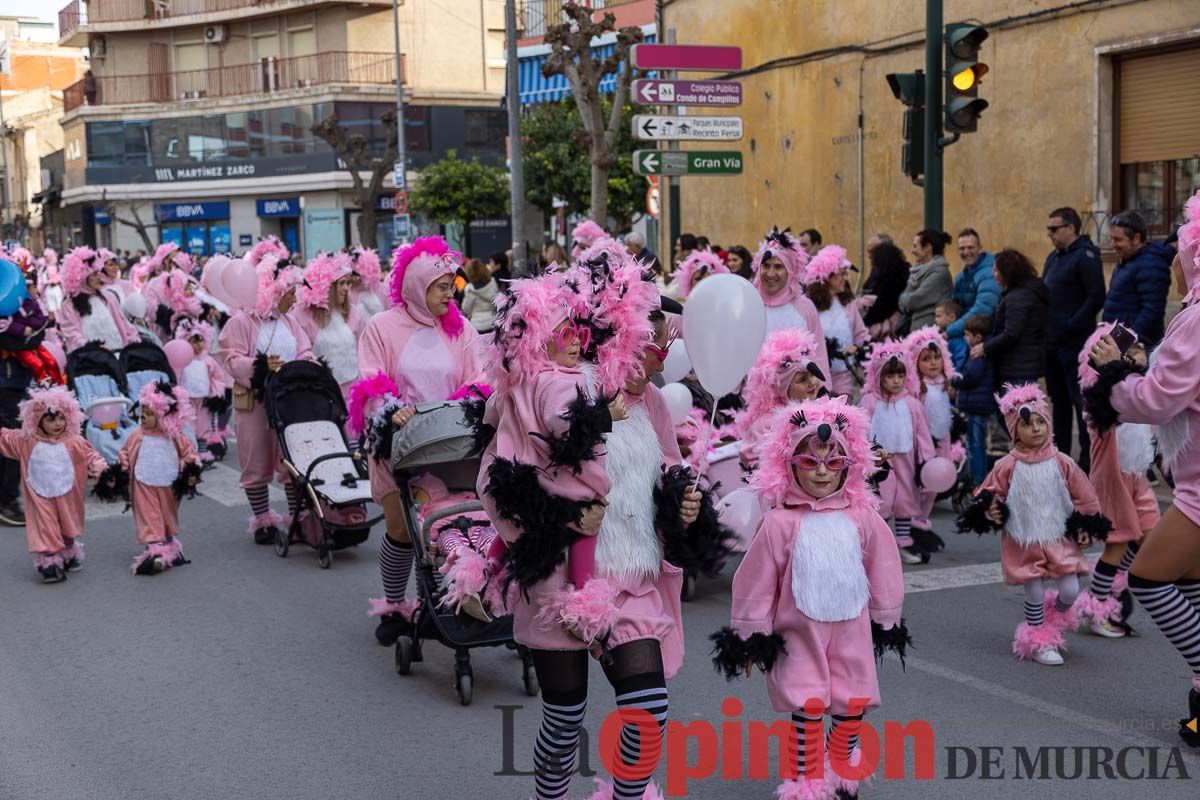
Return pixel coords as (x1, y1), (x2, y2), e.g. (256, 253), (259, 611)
(1, 452), (1197, 800)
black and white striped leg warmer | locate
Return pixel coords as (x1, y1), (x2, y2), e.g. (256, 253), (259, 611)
(1129, 574), (1200, 681)
(830, 712), (864, 764)
(197, 437), (208, 456)
(790, 710), (823, 780)
(1024, 578), (1045, 626)
(245, 486), (270, 518)
(534, 691), (587, 800)
(379, 536), (414, 605)
(611, 674), (668, 800)
(894, 517), (912, 543)
(1177, 579), (1200, 616)
(1119, 542), (1140, 573)
(1090, 559), (1119, 601)
(284, 483), (299, 515)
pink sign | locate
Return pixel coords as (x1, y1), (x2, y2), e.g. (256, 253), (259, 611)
(631, 44), (743, 72)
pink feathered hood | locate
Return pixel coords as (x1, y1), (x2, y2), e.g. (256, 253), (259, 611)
(905, 325), (960, 383)
(138, 380), (195, 437)
(1077, 322), (1121, 391)
(864, 339), (918, 399)
(803, 244), (850, 286)
(388, 236), (465, 337)
(248, 236), (289, 267)
(62, 246), (104, 296)
(997, 382), (1057, 461)
(739, 328), (823, 426)
(751, 396), (877, 512)
(299, 252), (352, 310)
(676, 250), (729, 298)
(488, 271), (589, 394)
(174, 317), (215, 349)
(349, 246), (382, 289)
(150, 242), (192, 274)
(42, 248), (58, 268)
(751, 227), (810, 308)
(253, 255), (304, 318)
(570, 220), (610, 259)
(1178, 189), (1200, 305)
(163, 269), (202, 318)
(20, 383), (85, 440)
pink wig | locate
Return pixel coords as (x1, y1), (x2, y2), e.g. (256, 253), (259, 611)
(676, 250), (729, 298)
(20, 383), (85, 438)
(751, 396), (878, 512)
(62, 246), (103, 295)
(42, 247), (58, 267)
(138, 380), (194, 437)
(346, 371), (400, 437)
(751, 227), (809, 303)
(248, 236), (289, 267)
(739, 328), (822, 426)
(588, 256), (659, 395)
(174, 317), (215, 349)
(253, 256), (303, 317)
(388, 236), (465, 337)
(1077, 322), (1121, 391)
(150, 242), (192, 274)
(864, 340), (918, 399)
(97, 247), (118, 267)
(299, 252), (352, 310)
(570, 220), (610, 258)
(1177, 190), (1200, 304)
(802, 244), (849, 287)
(350, 246), (382, 289)
(905, 325), (960, 383)
(997, 383), (1051, 441)
(488, 272), (589, 393)
(163, 269), (202, 318)
(130, 257), (154, 288)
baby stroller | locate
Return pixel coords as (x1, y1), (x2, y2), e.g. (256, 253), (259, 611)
(264, 360), (379, 568)
(119, 340), (175, 400)
(391, 400), (538, 706)
(66, 342), (135, 464)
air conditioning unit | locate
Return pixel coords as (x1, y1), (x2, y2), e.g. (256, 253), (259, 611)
(90, 35), (107, 59)
(203, 25), (228, 45)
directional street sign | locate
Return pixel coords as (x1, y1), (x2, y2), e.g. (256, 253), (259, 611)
(631, 44), (742, 72)
(633, 150), (744, 177)
(633, 115), (743, 141)
(633, 79), (742, 106)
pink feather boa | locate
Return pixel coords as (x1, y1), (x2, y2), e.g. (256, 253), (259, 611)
(130, 539), (182, 573)
(346, 372), (400, 437)
(1012, 621), (1067, 660)
(582, 779), (665, 800)
(802, 244), (849, 286)
(367, 596), (420, 621)
(535, 577), (620, 645)
(438, 548), (489, 612)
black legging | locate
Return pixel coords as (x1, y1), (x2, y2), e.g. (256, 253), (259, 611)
(531, 639), (668, 800)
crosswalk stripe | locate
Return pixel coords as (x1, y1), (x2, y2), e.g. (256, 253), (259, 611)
(905, 561), (1004, 594)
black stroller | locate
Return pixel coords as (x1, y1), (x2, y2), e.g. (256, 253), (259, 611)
(390, 400), (538, 706)
(66, 342), (135, 464)
(264, 361), (379, 568)
(119, 340), (175, 398)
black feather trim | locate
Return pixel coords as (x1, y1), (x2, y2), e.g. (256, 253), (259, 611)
(825, 336), (845, 361)
(460, 395), (495, 456)
(745, 632), (787, 672)
(1066, 510), (1113, 544)
(365, 402), (402, 464)
(154, 303), (174, 336)
(171, 461), (204, 501)
(203, 389), (232, 415)
(208, 440), (227, 461)
(872, 619), (912, 666)
(868, 443), (891, 490)
(709, 627), (749, 680)
(250, 352), (271, 402)
(950, 410), (968, 443)
(654, 464), (736, 578)
(955, 489), (1005, 535)
(1081, 359), (1146, 434)
(484, 457), (589, 592)
(529, 388), (612, 474)
(93, 462), (130, 503)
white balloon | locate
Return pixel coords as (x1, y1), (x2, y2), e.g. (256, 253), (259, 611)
(660, 382), (693, 427)
(682, 274), (766, 397)
(661, 339), (692, 384)
(121, 291), (147, 320)
(717, 489), (763, 553)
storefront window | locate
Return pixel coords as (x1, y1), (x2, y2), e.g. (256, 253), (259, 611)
(1174, 158), (1200, 222)
(87, 120), (152, 167)
(1121, 158), (1200, 234)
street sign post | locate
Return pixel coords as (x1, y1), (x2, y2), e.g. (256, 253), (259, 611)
(393, 161), (406, 189)
(393, 214), (412, 241)
(633, 115), (743, 141)
(631, 44), (742, 72)
(632, 79), (742, 106)
(634, 150), (743, 176)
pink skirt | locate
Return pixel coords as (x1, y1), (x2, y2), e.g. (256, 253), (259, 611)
(1000, 533), (1090, 584)
(878, 451), (921, 520)
(1107, 473), (1160, 543)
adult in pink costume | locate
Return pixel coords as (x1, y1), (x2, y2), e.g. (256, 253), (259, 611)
(968, 384), (1105, 665)
(737, 328), (827, 469)
(120, 381), (203, 575)
(0, 385), (108, 582)
(715, 397), (906, 800)
(1085, 189), (1200, 744)
(675, 249), (730, 299)
(346, 247), (388, 321)
(906, 325), (960, 552)
(347, 236), (485, 646)
(805, 244), (870, 399)
(140, 243), (192, 309)
(57, 246), (140, 352)
(98, 248), (136, 307)
(291, 252), (364, 399)
(174, 319), (233, 462)
(216, 254), (312, 543)
(859, 340), (935, 564)
(751, 227), (832, 384)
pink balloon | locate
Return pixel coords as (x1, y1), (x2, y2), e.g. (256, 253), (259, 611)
(220, 258), (258, 311)
(164, 339), (194, 372)
(920, 456), (958, 494)
(43, 340), (66, 372)
(201, 255), (232, 306)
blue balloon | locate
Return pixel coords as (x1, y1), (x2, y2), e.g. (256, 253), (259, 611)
(0, 258), (27, 317)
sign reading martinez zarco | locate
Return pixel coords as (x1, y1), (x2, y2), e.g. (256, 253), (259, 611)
(84, 152), (339, 185)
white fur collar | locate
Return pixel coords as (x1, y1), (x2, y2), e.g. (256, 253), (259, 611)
(135, 434), (180, 487)
(790, 510), (868, 621)
(1115, 422), (1155, 477)
(28, 441), (75, 498)
(81, 295), (124, 351)
(1006, 459), (1073, 546)
(595, 404), (663, 583)
(313, 312), (360, 385)
(923, 383), (952, 440)
(255, 317), (298, 362)
(181, 358), (210, 397)
(870, 398), (913, 454)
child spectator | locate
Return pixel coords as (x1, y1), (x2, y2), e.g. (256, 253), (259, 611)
(953, 315), (997, 487)
(936, 299), (967, 370)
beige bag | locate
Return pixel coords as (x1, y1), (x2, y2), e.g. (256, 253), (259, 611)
(232, 383), (255, 412)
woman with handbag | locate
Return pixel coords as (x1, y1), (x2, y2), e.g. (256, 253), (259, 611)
(291, 253), (364, 401)
(216, 254), (313, 545)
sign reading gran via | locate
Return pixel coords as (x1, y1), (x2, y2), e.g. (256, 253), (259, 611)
(633, 150), (744, 176)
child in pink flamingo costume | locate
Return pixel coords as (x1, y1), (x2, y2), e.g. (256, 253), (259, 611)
(173, 319), (233, 462)
(905, 325), (961, 554)
(737, 328), (827, 470)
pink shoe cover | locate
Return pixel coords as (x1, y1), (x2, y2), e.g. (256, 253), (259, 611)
(1042, 590), (1081, 631)
(1074, 591), (1122, 624)
(1012, 621), (1067, 660)
(246, 509), (283, 534)
(367, 596), (420, 621)
(776, 776), (836, 800)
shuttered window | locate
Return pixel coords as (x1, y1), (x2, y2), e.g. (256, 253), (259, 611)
(1119, 46), (1200, 163)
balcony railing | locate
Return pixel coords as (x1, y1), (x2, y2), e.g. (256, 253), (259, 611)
(520, 0), (644, 39)
(64, 51), (400, 112)
(60, 0), (362, 31)
(59, 0), (82, 41)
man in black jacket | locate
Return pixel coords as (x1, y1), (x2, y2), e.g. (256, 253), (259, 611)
(1042, 207), (1106, 472)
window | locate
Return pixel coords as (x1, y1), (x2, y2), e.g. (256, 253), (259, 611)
(463, 108), (506, 153)
(252, 33), (279, 62)
(174, 42), (206, 71)
(333, 102), (393, 154)
(404, 105), (430, 153)
(1120, 158), (1200, 235)
(287, 27), (315, 58)
(86, 120), (152, 167)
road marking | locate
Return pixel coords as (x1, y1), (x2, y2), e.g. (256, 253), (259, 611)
(199, 461), (285, 507)
(905, 562), (1004, 594)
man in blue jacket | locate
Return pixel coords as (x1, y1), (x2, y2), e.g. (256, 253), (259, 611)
(1042, 206), (1106, 473)
(1102, 211), (1174, 349)
(944, 228), (999, 370)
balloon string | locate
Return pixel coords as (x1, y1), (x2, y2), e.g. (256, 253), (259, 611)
(689, 402), (720, 494)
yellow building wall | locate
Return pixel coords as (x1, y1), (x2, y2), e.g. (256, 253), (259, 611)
(663, 0), (1200, 273)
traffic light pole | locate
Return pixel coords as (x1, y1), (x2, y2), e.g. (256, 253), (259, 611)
(923, 0), (942, 232)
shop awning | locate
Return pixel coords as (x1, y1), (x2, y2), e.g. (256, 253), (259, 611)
(518, 30), (656, 106)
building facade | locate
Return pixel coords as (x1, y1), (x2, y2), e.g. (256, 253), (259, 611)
(659, 0), (1200, 273)
(56, 0), (507, 259)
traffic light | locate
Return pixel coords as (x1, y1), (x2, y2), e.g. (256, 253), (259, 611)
(944, 23), (988, 133)
(886, 70), (925, 182)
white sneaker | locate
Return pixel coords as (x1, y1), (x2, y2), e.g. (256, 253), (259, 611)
(460, 592), (492, 623)
(1035, 647), (1064, 666)
(899, 548), (924, 565)
(1090, 619), (1127, 638)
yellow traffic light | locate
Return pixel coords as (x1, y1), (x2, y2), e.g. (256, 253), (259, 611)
(952, 64), (988, 91)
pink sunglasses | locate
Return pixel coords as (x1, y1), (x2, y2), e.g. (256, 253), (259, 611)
(555, 323), (591, 353)
(645, 335), (676, 362)
(789, 452), (854, 472)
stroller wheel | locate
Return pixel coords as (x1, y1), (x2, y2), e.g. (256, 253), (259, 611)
(395, 635), (414, 675)
(456, 672), (474, 706)
(523, 661), (539, 697)
(317, 545), (333, 570)
(273, 527), (289, 558)
(681, 573), (697, 602)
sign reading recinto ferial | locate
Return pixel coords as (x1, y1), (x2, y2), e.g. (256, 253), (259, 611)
(632, 115), (743, 141)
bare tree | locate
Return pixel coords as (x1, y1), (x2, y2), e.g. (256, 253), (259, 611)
(542, 2), (643, 224)
(312, 110), (400, 248)
(100, 190), (158, 252)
